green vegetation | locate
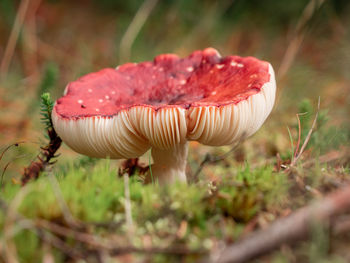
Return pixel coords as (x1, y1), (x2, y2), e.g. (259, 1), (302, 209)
(1, 160), (288, 262)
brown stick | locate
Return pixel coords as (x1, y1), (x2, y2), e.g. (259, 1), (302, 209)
(119, 0), (159, 63)
(277, 0), (326, 82)
(35, 219), (206, 256)
(276, 0), (326, 106)
(0, 0), (30, 77)
(21, 127), (61, 185)
(213, 184), (350, 263)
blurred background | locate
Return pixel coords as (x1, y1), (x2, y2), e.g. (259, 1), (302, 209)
(0, 0), (349, 180)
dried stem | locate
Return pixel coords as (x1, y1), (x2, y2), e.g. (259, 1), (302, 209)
(0, 142), (24, 163)
(294, 113), (302, 160)
(47, 171), (79, 227)
(277, 0), (326, 82)
(289, 97), (320, 167)
(0, 0), (30, 77)
(179, 0), (235, 51)
(21, 127), (61, 185)
(0, 142), (25, 187)
(1, 154), (28, 188)
(119, 0), (159, 63)
(3, 186), (32, 263)
(276, 0), (326, 105)
(21, 0), (42, 78)
(212, 183), (350, 263)
(123, 173), (134, 235)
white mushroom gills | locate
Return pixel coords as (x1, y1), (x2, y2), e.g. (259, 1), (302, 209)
(52, 64), (276, 184)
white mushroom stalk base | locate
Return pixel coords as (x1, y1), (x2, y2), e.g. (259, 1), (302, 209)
(147, 143), (188, 184)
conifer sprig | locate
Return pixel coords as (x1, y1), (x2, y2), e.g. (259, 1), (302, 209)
(40, 92), (55, 130)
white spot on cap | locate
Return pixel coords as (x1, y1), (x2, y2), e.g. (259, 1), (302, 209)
(237, 63), (244, 68)
(209, 70), (214, 74)
(105, 95), (110, 99)
(111, 91), (116, 95)
(179, 79), (186, 85)
(230, 61), (237, 67)
(248, 83), (252, 88)
(99, 99), (103, 103)
(216, 64), (225, 69)
(158, 67), (164, 72)
(211, 91), (217, 95)
(186, 67), (194, 72)
(96, 108), (100, 112)
(250, 74), (257, 78)
(88, 89), (93, 93)
(77, 99), (83, 104)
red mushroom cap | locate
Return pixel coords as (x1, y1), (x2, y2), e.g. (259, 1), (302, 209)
(55, 48), (270, 118)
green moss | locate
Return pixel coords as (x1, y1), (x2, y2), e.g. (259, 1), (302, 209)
(208, 166), (288, 222)
(0, 160), (291, 261)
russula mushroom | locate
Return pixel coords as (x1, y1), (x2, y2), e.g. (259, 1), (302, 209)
(52, 48), (276, 184)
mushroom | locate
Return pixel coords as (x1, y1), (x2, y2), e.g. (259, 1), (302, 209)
(52, 48), (276, 184)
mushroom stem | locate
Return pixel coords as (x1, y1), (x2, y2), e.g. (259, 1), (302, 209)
(148, 143), (188, 184)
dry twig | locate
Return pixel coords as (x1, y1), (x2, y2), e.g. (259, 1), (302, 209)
(21, 0), (42, 78)
(292, 98), (320, 165)
(289, 98), (320, 168)
(1, 154), (28, 188)
(21, 127), (61, 185)
(123, 173), (134, 235)
(179, 0), (235, 51)
(277, 0), (326, 82)
(211, 183), (350, 263)
(0, 142), (24, 163)
(47, 171), (80, 228)
(0, 142), (25, 187)
(2, 186), (32, 263)
(119, 0), (159, 63)
(0, 0), (30, 77)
